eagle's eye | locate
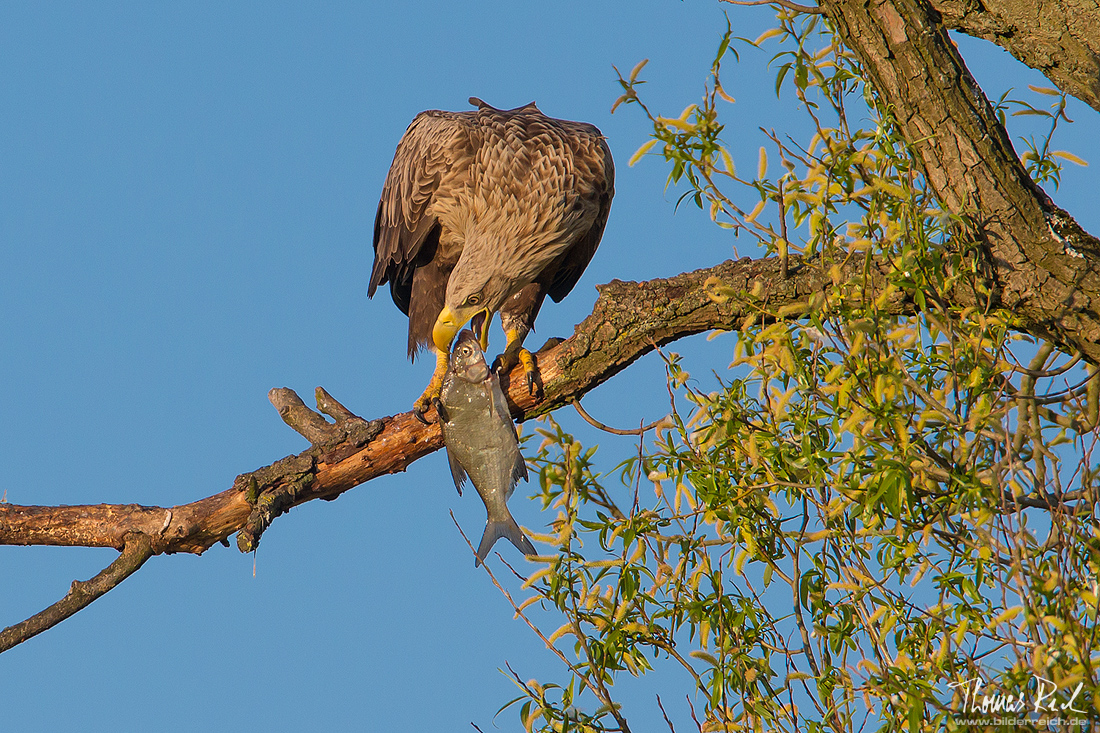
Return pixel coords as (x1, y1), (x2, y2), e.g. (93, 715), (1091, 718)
(466, 293), (481, 306)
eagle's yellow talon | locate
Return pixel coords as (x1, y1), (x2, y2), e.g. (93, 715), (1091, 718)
(414, 349), (450, 420)
(494, 332), (542, 398)
(518, 348), (540, 397)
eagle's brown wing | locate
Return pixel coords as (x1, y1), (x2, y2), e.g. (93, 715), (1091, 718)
(369, 110), (475, 317)
(546, 124), (615, 303)
(498, 125), (615, 350)
(373, 102), (614, 362)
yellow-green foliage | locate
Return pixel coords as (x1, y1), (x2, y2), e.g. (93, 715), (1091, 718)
(499, 11), (1098, 733)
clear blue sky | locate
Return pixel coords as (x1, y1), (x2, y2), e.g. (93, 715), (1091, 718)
(1, 2), (1096, 730)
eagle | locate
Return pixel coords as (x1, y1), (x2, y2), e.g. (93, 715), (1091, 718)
(369, 97), (615, 418)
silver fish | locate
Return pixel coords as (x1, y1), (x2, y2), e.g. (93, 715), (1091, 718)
(436, 329), (536, 566)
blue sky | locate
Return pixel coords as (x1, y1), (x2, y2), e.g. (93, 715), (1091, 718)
(1, 2), (1097, 730)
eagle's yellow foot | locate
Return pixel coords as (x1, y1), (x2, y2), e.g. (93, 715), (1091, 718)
(518, 347), (540, 396)
(494, 344), (541, 397)
(414, 349), (450, 423)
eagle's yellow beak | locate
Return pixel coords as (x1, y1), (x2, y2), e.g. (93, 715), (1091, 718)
(434, 305), (492, 354)
(432, 307), (463, 354)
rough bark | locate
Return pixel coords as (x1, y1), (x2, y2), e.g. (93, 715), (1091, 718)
(933, 0), (1100, 113)
(823, 0), (1100, 362)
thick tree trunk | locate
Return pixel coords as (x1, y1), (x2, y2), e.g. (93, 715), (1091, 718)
(824, 0), (1100, 361)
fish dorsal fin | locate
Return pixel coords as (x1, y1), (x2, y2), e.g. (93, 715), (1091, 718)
(447, 449), (467, 496)
(510, 440), (528, 484)
(504, 433), (529, 501)
(511, 449), (529, 486)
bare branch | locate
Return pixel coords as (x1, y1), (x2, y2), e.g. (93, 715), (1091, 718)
(656, 695), (677, 733)
(315, 386), (359, 423)
(570, 399), (669, 436)
(269, 387), (342, 446)
(932, 0), (1100, 113)
(0, 533), (154, 652)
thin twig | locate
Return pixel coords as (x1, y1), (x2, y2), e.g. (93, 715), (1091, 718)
(719, 0), (824, 15)
(448, 512), (578, 670)
(1004, 351), (1083, 378)
(0, 533), (154, 653)
(572, 399), (667, 436)
(776, 178), (790, 279)
(686, 695), (703, 733)
(656, 694), (677, 732)
(454, 513), (632, 733)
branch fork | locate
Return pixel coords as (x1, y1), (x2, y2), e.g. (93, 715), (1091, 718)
(237, 387), (384, 552)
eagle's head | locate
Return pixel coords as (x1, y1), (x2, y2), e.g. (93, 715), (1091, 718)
(433, 264), (513, 354)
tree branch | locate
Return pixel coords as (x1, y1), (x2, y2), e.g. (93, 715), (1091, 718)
(719, 0), (824, 16)
(931, 0), (1100, 113)
(0, 533), (154, 652)
(0, 253), (913, 557)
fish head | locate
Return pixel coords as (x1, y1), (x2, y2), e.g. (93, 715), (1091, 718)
(449, 329), (491, 383)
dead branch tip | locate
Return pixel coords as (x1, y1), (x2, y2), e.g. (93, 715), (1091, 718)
(571, 399), (670, 436)
(269, 387), (341, 446)
(315, 386), (359, 423)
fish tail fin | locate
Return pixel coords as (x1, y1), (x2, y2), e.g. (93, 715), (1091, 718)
(475, 515), (537, 567)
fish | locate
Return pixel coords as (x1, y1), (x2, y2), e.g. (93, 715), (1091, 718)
(436, 329), (537, 566)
